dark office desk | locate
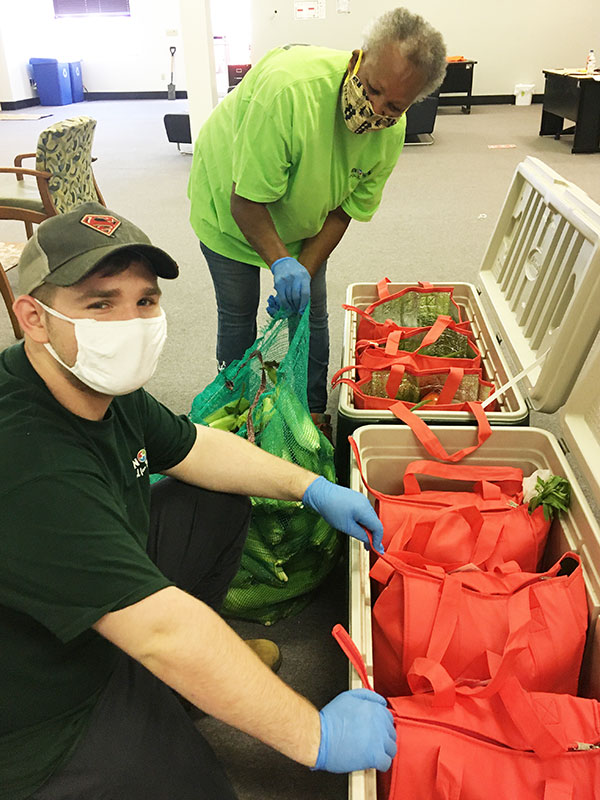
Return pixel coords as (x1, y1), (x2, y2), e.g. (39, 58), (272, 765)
(439, 60), (477, 113)
(539, 69), (600, 153)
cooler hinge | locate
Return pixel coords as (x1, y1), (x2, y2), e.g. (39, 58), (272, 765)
(496, 332), (503, 346)
(524, 395), (533, 411)
(476, 285), (483, 296)
(558, 437), (570, 455)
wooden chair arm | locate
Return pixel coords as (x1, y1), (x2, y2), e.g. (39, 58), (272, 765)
(0, 166), (57, 216)
(13, 152), (36, 181)
(0, 166), (51, 179)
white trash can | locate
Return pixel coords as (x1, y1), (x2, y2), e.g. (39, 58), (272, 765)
(514, 82), (535, 105)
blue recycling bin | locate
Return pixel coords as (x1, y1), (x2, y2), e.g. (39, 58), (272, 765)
(29, 58), (72, 105)
(69, 61), (84, 102)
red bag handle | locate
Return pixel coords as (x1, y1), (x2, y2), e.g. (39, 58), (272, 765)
(377, 277), (392, 299)
(543, 780), (574, 800)
(407, 579), (534, 706)
(348, 435), (386, 502)
(402, 460), (524, 495)
(342, 304), (394, 329)
(331, 624), (373, 691)
(390, 400), (491, 463)
(384, 316), (455, 356)
(436, 367), (464, 406)
(385, 364), (406, 399)
(389, 508), (506, 571)
(497, 676), (572, 759)
(434, 748), (463, 800)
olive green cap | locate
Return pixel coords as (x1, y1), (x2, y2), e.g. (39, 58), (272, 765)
(18, 202), (179, 296)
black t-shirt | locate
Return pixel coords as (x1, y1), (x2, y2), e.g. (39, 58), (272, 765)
(0, 344), (196, 799)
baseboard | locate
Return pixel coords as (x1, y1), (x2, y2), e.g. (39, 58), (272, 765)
(84, 90), (188, 101)
(439, 94), (544, 106)
(1, 91), (542, 111)
(0, 97), (41, 110)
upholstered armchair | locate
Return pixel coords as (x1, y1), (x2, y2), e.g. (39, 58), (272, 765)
(0, 116), (106, 337)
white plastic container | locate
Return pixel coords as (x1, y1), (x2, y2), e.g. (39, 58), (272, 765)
(514, 82), (535, 105)
(346, 341), (600, 798)
(336, 157), (600, 482)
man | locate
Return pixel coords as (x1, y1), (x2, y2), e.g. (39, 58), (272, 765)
(0, 203), (395, 800)
(188, 7), (447, 431)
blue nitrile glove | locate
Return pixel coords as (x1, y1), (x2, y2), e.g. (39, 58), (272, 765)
(302, 476), (385, 554)
(266, 294), (281, 318)
(270, 257), (311, 313)
(312, 689), (397, 773)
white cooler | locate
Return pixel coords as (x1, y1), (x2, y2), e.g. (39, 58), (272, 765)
(335, 156), (600, 483)
(346, 338), (600, 799)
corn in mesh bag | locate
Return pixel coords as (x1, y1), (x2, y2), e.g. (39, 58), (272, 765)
(186, 307), (341, 626)
(370, 290), (459, 327)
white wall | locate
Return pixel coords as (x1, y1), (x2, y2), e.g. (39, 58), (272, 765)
(0, 0), (185, 102)
(2, 0), (600, 103)
(250, 0), (600, 95)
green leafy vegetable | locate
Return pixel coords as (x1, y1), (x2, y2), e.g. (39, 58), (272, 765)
(527, 475), (571, 520)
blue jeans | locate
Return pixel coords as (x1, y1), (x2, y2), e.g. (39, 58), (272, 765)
(200, 242), (329, 413)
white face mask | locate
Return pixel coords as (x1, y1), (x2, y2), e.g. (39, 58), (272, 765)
(37, 301), (167, 396)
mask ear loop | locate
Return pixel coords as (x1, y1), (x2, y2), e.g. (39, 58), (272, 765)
(344, 49), (364, 85)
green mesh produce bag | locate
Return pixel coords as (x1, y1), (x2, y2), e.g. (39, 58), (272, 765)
(188, 307), (341, 626)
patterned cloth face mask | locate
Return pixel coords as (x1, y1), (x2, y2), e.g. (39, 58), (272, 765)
(341, 50), (399, 134)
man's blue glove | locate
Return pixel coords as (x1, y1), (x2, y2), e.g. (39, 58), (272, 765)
(270, 257), (311, 313)
(302, 476), (385, 554)
(312, 689), (397, 773)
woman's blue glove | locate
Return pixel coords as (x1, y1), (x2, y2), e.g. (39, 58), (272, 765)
(266, 294), (281, 318)
(312, 689), (397, 773)
(270, 257), (311, 313)
(302, 476), (385, 554)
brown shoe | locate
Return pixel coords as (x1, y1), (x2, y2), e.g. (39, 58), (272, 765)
(246, 638), (282, 672)
(310, 412), (333, 445)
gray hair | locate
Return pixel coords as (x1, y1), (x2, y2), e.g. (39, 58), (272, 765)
(363, 8), (447, 99)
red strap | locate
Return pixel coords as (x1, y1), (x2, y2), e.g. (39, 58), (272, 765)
(402, 460), (523, 494)
(341, 304), (377, 324)
(348, 435), (384, 501)
(330, 364), (361, 388)
(331, 624), (373, 690)
(497, 676), (569, 759)
(437, 368), (464, 406)
(435, 747), (463, 800)
(407, 657), (457, 708)
(418, 281), (434, 290)
(377, 277), (392, 299)
(385, 329), (402, 356)
(544, 780), (574, 800)
(407, 576), (534, 704)
(413, 315), (453, 351)
(390, 401), (492, 463)
(386, 364), (406, 399)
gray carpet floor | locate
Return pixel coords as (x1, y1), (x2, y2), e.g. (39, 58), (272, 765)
(1, 98), (600, 799)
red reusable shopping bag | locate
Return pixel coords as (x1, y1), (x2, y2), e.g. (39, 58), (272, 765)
(348, 445), (551, 569)
(331, 362), (495, 411)
(369, 549), (588, 699)
(343, 279), (471, 341)
(333, 624), (600, 800)
(356, 316), (481, 373)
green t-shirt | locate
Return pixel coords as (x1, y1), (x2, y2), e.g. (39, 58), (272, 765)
(0, 344), (197, 800)
(188, 45), (406, 266)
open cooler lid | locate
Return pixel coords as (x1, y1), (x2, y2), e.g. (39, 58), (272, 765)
(561, 344), (600, 502)
(478, 156), (600, 413)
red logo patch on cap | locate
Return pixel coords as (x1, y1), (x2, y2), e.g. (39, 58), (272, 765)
(80, 214), (122, 237)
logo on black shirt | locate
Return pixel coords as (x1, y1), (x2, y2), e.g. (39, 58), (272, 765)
(132, 448), (148, 478)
